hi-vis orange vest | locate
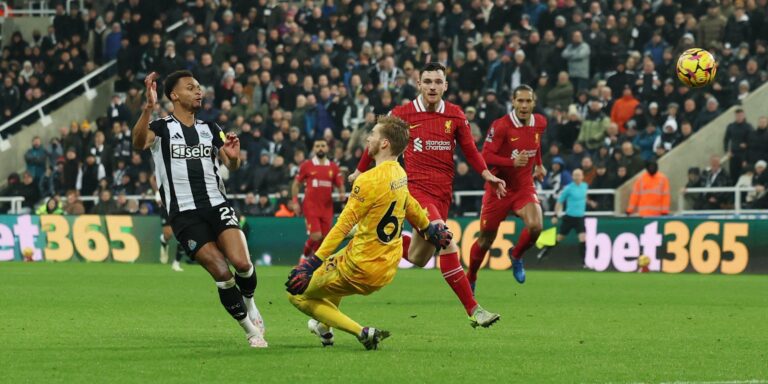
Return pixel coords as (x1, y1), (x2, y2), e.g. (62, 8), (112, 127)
(627, 171), (670, 217)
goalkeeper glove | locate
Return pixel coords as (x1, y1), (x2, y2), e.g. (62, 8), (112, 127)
(285, 254), (323, 295)
(418, 222), (453, 249)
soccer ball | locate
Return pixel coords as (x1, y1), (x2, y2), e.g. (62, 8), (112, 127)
(676, 48), (717, 88)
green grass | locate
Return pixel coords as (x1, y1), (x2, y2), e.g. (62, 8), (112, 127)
(1, 263), (767, 384)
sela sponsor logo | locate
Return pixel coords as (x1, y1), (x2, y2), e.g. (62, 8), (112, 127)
(510, 149), (537, 159)
(171, 144), (213, 159)
(414, 137), (451, 152)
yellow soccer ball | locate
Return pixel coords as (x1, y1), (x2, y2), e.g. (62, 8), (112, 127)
(676, 48), (717, 88)
(638, 255), (651, 268)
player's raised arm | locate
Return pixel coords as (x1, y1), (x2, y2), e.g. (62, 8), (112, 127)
(132, 72), (158, 150)
(349, 148), (373, 182)
(457, 116), (506, 197)
(314, 177), (372, 259)
(219, 132), (241, 171)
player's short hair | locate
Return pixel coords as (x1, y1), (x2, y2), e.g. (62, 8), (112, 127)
(420, 62), (446, 77)
(313, 138), (328, 145)
(512, 84), (536, 100)
(163, 70), (195, 101)
(376, 115), (409, 156)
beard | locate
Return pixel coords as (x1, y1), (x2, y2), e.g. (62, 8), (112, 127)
(316, 151), (326, 159)
(368, 141), (380, 157)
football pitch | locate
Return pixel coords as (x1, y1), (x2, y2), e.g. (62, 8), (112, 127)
(1, 263), (766, 384)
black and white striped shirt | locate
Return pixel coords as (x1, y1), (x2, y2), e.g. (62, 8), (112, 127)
(149, 115), (228, 219)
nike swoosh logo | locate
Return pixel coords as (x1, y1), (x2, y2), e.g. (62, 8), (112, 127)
(410, 124), (421, 129)
(510, 137), (520, 141)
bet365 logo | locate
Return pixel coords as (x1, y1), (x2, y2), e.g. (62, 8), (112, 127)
(585, 218), (749, 274)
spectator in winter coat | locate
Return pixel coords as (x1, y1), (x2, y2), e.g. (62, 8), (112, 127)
(724, 108), (753, 182)
(694, 97), (722, 131)
(577, 98), (610, 151)
(747, 116), (768, 165)
(633, 122), (660, 161)
(653, 118), (682, 157)
(611, 86), (640, 133)
(546, 72), (575, 112)
(697, 4), (727, 49)
(561, 30), (591, 91)
(24, 136), (47, 183)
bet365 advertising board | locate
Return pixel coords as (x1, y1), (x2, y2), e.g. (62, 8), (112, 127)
(0, 215), (765, 274)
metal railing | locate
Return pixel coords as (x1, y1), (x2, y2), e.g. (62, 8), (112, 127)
(0, 0), (84, 17)
(0, 196), (24, 213)
(0, 17), (188, 141)
(678, 185), (766, 215)
(454, 189), (617, 217)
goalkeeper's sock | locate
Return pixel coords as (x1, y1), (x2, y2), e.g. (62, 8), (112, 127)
(467, 241), (488, 284)
(401, 231), (412, 261)
(511, 228), (540, 260)
(439, 252), (478, 315)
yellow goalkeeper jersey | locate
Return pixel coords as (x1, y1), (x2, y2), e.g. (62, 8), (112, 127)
(315, 160), (430, 288)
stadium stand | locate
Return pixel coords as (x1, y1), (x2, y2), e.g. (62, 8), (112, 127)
(2, 0), (768, 217)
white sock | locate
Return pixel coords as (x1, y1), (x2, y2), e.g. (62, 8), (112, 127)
(243, 296), (261, 319)
(316, 321), (331, 335)
(238, 317), (259, 338)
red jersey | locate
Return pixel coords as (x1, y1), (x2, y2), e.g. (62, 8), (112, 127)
(296, 158), (343, 215)
(482, 111), (547, 192)
(356, 96), (488, 199)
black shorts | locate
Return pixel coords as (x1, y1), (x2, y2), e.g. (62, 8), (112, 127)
(558, 215), (585, 236)
(170, 203), (241, 257)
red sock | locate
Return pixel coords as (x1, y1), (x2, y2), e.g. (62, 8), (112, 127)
(401, 232), (412, 261)
(440, 252), (478, 315)
(303, 238), (320, 257)
(467, 241), (488, 284)
(511, 228), (540, 260)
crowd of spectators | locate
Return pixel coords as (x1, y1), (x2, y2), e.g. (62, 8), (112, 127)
(5, 0), (768, 216)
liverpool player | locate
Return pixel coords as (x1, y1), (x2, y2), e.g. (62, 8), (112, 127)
(467, 85), (546, 288)
(292, 139), (345, 259)
(348, 62), (505, 328)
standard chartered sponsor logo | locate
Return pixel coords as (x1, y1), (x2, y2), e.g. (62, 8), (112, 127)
(510, 149), (537, 159)
(171, 144), (213, 159)
(414, 137), (451, 152)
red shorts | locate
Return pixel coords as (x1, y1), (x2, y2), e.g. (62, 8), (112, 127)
(305, 214), (333, 235)
(410, 188), (451, 222)
(480, 188), (540, 232)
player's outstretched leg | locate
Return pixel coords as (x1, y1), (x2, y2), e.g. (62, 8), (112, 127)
(510, 204), (544, 284)
(235, 264), (265, 336)
(159, 234), (168, 264)
(218, 229), (267, 338)
(467, 230), (497, 293)
(358, 327), (390, 350)
(171, 242), (185, 272)
(196, 242), (266, 348)
(289, 294), (377, 348)
(308, 318), (334, 347)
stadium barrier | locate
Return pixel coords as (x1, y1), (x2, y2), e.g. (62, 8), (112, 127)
(678, 186), (764, 215)
(0, 214), (765, 274)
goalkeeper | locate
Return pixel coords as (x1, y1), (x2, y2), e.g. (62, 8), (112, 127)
(286, 116), (452, 350)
